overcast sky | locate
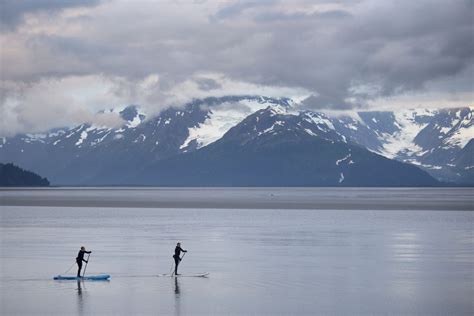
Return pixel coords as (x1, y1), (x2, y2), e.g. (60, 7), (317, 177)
(1, 0), (473, 136)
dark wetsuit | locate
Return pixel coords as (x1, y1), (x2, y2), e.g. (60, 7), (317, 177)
(173, 246), (187, 275)
(76, 250), (91, 277)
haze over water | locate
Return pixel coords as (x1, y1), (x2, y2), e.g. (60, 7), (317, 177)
(1, 188), (473, 315)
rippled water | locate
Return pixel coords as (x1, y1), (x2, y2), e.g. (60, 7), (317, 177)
(1, 188), (473, 315)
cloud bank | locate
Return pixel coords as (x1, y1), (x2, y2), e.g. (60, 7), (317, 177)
(1, 0), (472, 136)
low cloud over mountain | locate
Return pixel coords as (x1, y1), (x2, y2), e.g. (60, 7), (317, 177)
(1, 0), (473, 136)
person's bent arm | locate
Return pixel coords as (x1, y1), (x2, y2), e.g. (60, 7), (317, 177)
(83, 250), (92, 262)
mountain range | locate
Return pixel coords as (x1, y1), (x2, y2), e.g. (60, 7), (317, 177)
(0, 95), (472, 186)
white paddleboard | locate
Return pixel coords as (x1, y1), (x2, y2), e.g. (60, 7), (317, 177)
(157, 273), (209, 278)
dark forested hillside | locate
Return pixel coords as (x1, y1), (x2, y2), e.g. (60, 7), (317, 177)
(0, 163), (50, 186)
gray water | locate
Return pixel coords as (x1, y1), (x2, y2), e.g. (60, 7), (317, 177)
(0, 188), (473, 315)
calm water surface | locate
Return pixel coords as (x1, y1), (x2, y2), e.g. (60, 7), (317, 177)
(0, 188), (473, 315)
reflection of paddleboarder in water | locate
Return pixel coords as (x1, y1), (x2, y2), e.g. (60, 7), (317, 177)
(77, 280), (82, 295)
(173, 242), (187, 275)
(174, 277), (180, 295)
(76, 279), (85, 315)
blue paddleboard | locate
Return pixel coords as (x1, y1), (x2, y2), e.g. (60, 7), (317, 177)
(54, 274), (110, 280)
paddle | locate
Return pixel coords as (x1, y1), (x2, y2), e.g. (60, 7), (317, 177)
(82, 252), (91, 277)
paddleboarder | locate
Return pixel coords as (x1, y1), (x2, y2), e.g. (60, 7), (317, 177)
(173, 242), (187, 275)
(76, 246), (92, 277)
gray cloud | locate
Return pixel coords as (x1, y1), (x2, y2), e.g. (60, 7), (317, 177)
(254, 9), (352, 23)
(1, 0), (473, 134)
(196, 78), (222, 91)
(211, 0), (276, 21)
(300, 94), (354, 111)
(0, 0), (101, 29)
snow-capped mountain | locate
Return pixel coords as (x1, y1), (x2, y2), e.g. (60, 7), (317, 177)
(329, 108), (473, 183)
(178, 96), (295, 152)
(179, 101), (472, 184)
(131, 107), (438, 186)
(0, 105), (149, 184)
(0, 96), (291, 184)
(194, 104), (472, 184)
(0, 95), (471, 185)
(228, 105), (472, 184)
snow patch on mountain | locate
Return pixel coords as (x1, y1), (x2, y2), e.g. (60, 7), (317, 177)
(339, 173), (345, 183)
(75, 126), (96, 146)
(65, 130), (77, 138)
(260, 121), (285, 135)
(378, 110), (431, 158)
(268, 104), (291, 116)
(48, 130), (66, 138)
(24, 133), (48, 143)
(303, 112), (335, 130)
(90, 129), (112, 146)
(336, 153), (352, 166)
(445, 112), (473, 148)
(127, 113), (145, 128)
(75, 131), (88, 146)
(180, 98), (280, 150)
(447, 126), (473, 148)
(410, 160), (443, 170)
(305, 129), (318, 136)
(133, 134), (146, 143)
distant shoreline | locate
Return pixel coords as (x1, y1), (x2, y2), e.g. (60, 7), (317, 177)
(1, 187), (472, 211)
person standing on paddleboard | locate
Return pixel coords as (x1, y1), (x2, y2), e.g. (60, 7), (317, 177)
(76, 246), (91, 277)
(173, 242), (187, 275)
